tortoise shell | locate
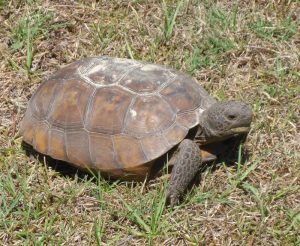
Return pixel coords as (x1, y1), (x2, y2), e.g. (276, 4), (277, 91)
(20, 56), (216, 180)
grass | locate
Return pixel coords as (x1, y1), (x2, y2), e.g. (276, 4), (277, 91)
(162, 0), (185, 42)
(0, 0), (299, 245)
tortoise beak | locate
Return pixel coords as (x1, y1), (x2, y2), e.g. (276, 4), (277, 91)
(230, 126), (251, 134)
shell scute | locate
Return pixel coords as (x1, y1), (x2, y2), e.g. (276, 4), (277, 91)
(65, 130), (91, 167)
(164, 123), (188, 146)
(48, 79), (93, 128)
(80, 57), (139, 85)
(176, 111), (200, 129)
(120, 64), (175, 93)
(48, 128), (66, 161)
(160, 76), (203, 113)
(124, 95), (175, 137)
(33, 122), (49, 155)
(85, 86), (133, 134)
(114, 135), (148, 167)
(140, 134), (169, 161)
(31, 79), (60, 120)
(89, 133), (115, 170)
(20, 107), (35, 144)
(49, 59), (88, 80)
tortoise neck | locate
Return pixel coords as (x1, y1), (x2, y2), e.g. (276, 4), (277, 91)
(195, 112), (214, 144)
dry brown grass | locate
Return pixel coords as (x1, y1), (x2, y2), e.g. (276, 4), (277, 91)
(0, 0), (299, 245)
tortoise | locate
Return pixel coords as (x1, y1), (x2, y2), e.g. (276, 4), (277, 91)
(20, 56), (252, 206)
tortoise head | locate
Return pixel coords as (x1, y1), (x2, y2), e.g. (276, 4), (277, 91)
(197, 101), (253, 143)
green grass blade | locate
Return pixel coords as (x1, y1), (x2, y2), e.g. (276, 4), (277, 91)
(94, 217), (105, 246)
(162, 0), (185, 41)
(26, 24), (33, 72)
(122, 200), (151, 234)
(125, 38), (134, 59)
(150, 188), (166, 235)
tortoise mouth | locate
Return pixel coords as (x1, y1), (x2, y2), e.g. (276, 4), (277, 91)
(197, 126), (251, 144)
(230, 126), (251, 134)
(195, 126), (251, 145)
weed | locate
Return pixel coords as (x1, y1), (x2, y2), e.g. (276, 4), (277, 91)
(249, 16), (298, 42)
(121, 184), (168, 244)
(10, 11), (53, 52)
(162, 0), (185, 42)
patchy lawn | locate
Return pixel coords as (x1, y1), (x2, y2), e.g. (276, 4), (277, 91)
(0, 0), (299, 245)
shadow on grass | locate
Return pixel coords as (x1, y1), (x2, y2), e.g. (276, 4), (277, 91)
(186, 134), (251, 189)
(21, 140), (97, 180)
(21, 133), (251, 190)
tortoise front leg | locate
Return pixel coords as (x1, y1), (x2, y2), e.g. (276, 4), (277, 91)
(166, 139), (202, 206)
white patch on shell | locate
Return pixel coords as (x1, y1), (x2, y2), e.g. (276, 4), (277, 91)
(86, 62), (108, 75)
(114, 58), (141, 66)
(129, 108), (137, 119)
(198, 107), (205, 114)
(123, 79), (132, 85)
(141, 64), (161, 71)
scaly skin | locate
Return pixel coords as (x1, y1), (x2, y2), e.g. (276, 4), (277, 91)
(165, 101), (253, 206)
(166, 139), (202, 206)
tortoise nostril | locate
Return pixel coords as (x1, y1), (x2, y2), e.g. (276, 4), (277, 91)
(227, 114), (236, 120)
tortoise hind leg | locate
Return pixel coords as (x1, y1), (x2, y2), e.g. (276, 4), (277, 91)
(166, 139), (202, 206)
